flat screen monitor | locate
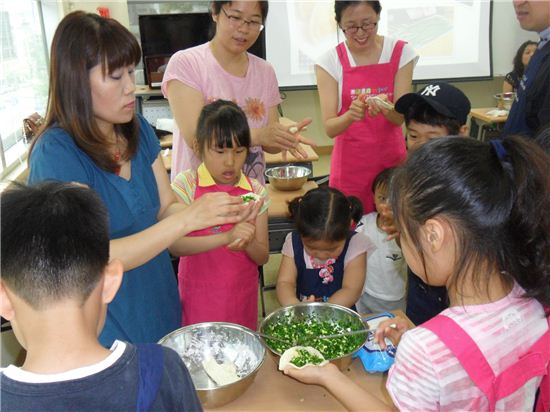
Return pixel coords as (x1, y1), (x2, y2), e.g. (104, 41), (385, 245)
(139, 12), (266, 88)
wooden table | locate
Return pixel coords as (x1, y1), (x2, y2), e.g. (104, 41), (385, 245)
(135, 85), (163, 114)
(266, 181), (318, 219)
(469, 107), (508, 141)
(204, 310), (413, 411)
(264, 145), (319, 165)
(205, 354), (391, 411)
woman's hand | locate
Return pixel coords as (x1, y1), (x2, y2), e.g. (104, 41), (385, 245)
(374, 316), (410, 349)
(181, 192), (255, 233)
(264, 118), (316, 159)
(283, 362), (341, 386)
(346, 97), (367, 122)
(366, 94), (392, 118)
(227, 221), (256, 251)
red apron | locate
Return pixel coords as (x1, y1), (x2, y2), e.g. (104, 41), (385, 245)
(329, 40), (407, 213)
(178, 177), (258, 330)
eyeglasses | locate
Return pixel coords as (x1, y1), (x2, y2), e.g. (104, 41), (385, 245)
(341, 22), (378, 35)
(221, 8), (264, 32)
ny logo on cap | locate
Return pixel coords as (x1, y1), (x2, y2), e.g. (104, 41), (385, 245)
(421, 84), (441, 97)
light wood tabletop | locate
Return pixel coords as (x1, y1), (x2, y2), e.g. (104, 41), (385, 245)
(470, 107), (509, 124)
(204, 310), (413, 411)
(266, 181), (318, 218)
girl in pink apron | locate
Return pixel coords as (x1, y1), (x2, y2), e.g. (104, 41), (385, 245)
(283, 136), (550, 411)
(317, 1), (415, 213)
(171, 100), (269, 331)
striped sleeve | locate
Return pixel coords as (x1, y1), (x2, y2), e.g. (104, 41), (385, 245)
(386, 329), (442, 411)
(251, 178), (270, 215)
(171, 169), (196, 205)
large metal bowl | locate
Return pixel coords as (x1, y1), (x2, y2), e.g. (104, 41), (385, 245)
(494, 92), (516, 111)
(265, 165), (311, 191)
(158, 322), (265, 409)
(258, 303), (367, 370)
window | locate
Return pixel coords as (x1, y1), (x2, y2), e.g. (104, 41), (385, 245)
(1, 12), (16, 60)
(0, 1), (48, 179)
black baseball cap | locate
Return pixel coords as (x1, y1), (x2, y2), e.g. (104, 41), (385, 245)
(395, 82), (471, 125)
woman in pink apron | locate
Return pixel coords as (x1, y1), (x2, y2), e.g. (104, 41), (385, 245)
(315, 1), (417, 213)
(171, 100), (269, 331)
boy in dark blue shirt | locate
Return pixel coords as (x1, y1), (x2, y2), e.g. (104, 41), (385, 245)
(0, 182), (202, 411)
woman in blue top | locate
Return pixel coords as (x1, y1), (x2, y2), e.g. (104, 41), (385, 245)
(28, 11), (257, 347)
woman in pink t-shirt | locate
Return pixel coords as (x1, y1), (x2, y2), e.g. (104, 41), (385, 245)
(162, 1), (313, 183)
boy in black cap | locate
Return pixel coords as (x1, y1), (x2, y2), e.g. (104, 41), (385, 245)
(389, 82), (471, 325)
(395, 82), (471, 152)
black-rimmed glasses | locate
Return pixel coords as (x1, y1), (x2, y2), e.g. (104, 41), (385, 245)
(221, 7), (264, 32)
(341, 22), (378, 35)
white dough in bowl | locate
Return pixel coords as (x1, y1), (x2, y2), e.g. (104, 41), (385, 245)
(278, 346), (328, 370)
(202, 356), (239, 386)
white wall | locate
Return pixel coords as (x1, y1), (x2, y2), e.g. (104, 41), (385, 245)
(65, 0), (130, 26)
(492, 0), (539, 76)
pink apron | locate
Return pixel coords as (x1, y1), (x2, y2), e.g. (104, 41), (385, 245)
(178, 177), (258, 330)
(329, 40), (407, 213)
(423, 313), (549, 412)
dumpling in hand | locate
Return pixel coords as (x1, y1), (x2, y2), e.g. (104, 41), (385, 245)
(240, 192), (261, 204)
(278, 346), (328, 370)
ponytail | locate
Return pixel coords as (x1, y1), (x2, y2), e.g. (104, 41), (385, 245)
(348, 195), (364, 226)
(493, 136), (550, 306)
(391, 136), (550, 307)
(287, 187), (358, 242)
(287, 195), (302, 221)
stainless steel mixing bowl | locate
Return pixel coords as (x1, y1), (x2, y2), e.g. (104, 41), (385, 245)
(159, 322), (265, 409)
(265, 165), (311, 191)
(258, 302), (367, 370)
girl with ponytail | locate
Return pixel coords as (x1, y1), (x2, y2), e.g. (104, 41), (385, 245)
(283, 136), (550, 412)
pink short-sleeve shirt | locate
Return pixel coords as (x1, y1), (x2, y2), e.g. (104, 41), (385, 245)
(162, 43), (282, 183)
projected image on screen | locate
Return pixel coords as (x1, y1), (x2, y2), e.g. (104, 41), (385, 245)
(287, 1), (338, 75)
(266, 0), (491, 88)
(388, 7), (454, 53)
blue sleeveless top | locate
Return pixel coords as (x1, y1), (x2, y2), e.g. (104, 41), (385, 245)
(292, 231), (356, 306)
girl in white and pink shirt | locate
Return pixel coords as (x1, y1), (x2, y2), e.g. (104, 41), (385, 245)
(162, 1), (313, 183)
(284, 136), (550, 412)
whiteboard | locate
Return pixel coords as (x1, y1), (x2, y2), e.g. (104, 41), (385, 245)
(265, 0), (506, 89)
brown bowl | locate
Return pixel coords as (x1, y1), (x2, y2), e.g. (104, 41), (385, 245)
(265, 165), (311, 191)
